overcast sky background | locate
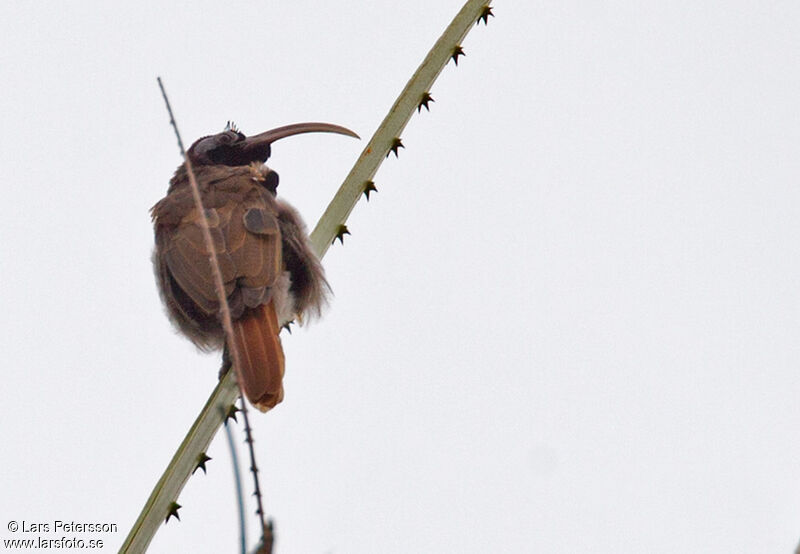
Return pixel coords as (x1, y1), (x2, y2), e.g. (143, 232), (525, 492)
(1, 1), (799, 553)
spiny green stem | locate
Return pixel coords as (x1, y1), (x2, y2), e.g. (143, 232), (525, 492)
(122, 2), (492, 550)
(309, 0), (493, 258)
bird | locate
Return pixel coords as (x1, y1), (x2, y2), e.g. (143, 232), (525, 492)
(151, 122), (358, 411)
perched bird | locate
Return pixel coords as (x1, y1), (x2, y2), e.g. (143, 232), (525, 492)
(151, 122), (358, 411)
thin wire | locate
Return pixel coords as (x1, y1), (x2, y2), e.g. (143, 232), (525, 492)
(223, 415), (247, 554)
(157, 76), (270, 544)
(156, 77), (246, 393)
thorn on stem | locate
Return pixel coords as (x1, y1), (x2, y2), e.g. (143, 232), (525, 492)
(193, 453), (212, 475)
(166, 502), (181, 523)
(478, 6), (494, 25)
(225, 404), (241, 424)
(363, 181), (378, 201)
(418, 92), (434, 112)
(387, 137), (404, 158)
(451, 45), (465, 66)
(334, 224), (350, 245)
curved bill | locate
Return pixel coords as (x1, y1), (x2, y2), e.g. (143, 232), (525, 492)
(244, 122), (360, 147)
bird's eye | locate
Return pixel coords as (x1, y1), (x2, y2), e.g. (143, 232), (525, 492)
(187, 129), (251, 166)
(208, 144), (235, 164)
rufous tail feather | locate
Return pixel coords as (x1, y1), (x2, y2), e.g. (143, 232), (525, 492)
(230, 300), (285, 411)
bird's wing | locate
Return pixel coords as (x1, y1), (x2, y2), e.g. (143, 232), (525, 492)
(154, 178), (282, 320)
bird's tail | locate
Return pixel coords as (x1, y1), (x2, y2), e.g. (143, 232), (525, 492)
(230, 300), (285, 412)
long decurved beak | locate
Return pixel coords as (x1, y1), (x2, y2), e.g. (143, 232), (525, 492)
(238, 122), (359, 163)
(244, 122), (359, 145)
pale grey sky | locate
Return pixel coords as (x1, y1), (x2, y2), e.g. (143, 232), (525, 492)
(1, 2), (799, 553)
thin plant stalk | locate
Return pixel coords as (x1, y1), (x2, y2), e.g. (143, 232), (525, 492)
(223, 418), (247, 554)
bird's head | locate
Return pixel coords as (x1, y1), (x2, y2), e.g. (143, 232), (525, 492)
(186, 122), (359, 167)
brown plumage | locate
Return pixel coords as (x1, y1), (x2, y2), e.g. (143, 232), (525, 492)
(151, 123), (357, 411)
